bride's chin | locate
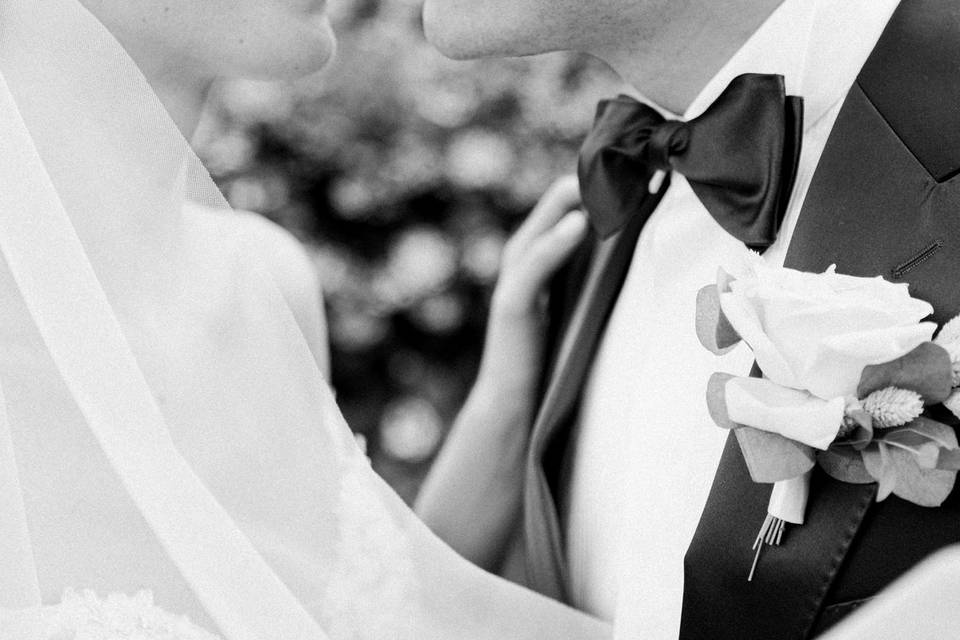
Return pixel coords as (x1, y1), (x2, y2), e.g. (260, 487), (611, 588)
(253, 16), (337, 80)
(299, 18), (338, 75)
(285, 15), (337, 78)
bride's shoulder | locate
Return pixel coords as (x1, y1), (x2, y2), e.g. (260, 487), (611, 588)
(185, 203), (330, 376)
(219, 207), (315, 291)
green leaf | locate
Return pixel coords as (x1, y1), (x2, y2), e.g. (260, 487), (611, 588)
(886, 439), (941, 469)
(735, 426), (815, 483)
(886, 417), (959, 449)
(843, 409), (874, 450)
(863, 443), (896, 500)
(695, 285), (741, 355)
(711, 372), (818, 483)
(938, 449), (960, 471)
(862, 441), (956, 507)
(857, 342), (953, 405)
(879, 417), (959, 469)
(705, 372), (741, 430)
(817, 447), (875, 484)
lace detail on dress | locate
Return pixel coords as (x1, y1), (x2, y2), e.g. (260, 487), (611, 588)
(0, 590), (222, 640)
(319, 453), (418, 640)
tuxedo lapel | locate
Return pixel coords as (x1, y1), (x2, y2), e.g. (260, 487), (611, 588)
(681, 1), (960, 638)
(523, 181), (669, 600)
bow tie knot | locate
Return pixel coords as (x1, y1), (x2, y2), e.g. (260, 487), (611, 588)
(578, 73), (803, 249)
(647, 120), (690, 171)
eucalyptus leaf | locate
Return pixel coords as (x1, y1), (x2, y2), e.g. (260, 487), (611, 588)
(918, 443), (942, 470)
(937, 448), (960, 471)
(843, 409), (874, 450)
(880, 418), (959, 469)
(857, 342), (953, 405)
(862, 440), (956, 507)
(817, 447), (875, 484)
(695, 285), (740, 355)
(706, 372), (741, 430)
(863, 443), (896, 501)
(735, 426), (815, 483)
(886, 417), (959, 450)
(890, 440), (941, 470)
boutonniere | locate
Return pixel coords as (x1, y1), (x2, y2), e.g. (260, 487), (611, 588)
(696, 255), (960, 580)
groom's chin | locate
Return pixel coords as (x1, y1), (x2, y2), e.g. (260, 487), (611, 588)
(421, 1), (491, 60)
(421, 0), (553, 60)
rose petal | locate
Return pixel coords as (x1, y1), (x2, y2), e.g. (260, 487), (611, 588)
(719, 290), (799, 388)
(799, 323), (936, 399)
(716, 260), (936, 400)
(724, 376), (845, 450)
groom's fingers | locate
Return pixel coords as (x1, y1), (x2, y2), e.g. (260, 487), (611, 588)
(512, 175), (581, 248)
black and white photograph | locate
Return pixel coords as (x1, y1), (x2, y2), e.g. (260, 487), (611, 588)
(0, 0), (959, 638)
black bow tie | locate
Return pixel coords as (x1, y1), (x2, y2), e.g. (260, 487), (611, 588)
(578, 73), (803, 250)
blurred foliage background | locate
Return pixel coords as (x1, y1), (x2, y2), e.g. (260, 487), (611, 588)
(195, 0), (621, 502)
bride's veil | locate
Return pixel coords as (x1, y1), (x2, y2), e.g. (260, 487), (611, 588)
(0, 0), (607, 637)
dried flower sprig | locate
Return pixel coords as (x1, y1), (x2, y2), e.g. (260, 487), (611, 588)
(861, 387), (924, 429)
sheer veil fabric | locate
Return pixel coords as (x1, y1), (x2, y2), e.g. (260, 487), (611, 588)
(0, 0), (609, 637)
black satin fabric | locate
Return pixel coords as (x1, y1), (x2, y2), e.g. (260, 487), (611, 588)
(578, 73), (803, 250)
(524, 181), (670, 602)
(681, 1), (960, 638)
(521, 71), (804, 609)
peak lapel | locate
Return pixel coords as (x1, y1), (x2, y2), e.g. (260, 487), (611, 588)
(681, 1), (960, 638)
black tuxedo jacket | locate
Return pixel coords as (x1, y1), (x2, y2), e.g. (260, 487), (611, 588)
(525, 1), (960, 637)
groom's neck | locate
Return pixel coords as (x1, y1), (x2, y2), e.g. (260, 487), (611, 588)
(593, 0), (783, 114)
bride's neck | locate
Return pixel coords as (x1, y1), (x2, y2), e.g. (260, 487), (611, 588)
(76, 62), (213, 294)
(138, 59), (214, 139)
(155, 78), (212, 139)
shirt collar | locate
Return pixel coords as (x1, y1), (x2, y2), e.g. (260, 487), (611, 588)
(682, 0), (901, 131)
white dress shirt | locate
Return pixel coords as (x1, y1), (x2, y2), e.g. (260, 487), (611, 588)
(559, 1), (902, 637)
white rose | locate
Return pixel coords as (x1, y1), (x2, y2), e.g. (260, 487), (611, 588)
(719, 259), (936, 400)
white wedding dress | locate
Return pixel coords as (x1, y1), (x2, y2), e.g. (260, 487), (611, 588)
(0, 0), (609, 638)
